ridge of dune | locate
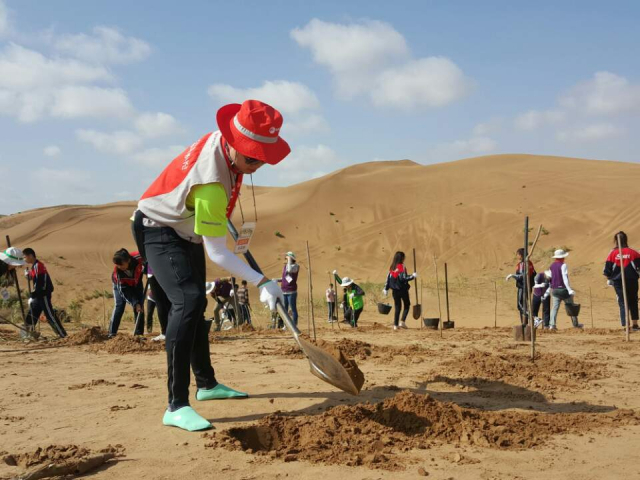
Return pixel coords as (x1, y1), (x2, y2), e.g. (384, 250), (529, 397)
(2, 153), (639, 307)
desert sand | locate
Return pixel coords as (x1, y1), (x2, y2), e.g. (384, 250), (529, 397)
(1, 154), (640, 479)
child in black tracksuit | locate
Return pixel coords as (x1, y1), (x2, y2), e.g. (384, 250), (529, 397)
(110, 248), (146, 337)
(383, 251), (417, 331)
(23, 248), (66, 338)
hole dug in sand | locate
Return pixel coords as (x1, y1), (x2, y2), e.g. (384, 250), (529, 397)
(206, 391), (640, 470)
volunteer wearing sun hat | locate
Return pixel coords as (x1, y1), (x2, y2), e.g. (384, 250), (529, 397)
(0, 247), (26, 279)
(542, 249), (583, 330)
(133, 99), (290, 432)
(340, 276), (365, 328)
(278, 251), (299, 328)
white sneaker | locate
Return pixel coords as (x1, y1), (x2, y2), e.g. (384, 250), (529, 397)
(534, 317), (543, 329)
(151, 334), (166, 342)
(393, 326), (399, 331)
(399, 321), (408, 329)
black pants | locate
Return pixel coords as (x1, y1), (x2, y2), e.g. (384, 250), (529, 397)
(143, 225), (217, 410)
(147, 276), (170, 334)
(531, 294), (551, 327)
(345, 307), (362, 326)
(614, 279), (639, 326)
(392, 289), (411, 326)
(27, 295), (66, 338)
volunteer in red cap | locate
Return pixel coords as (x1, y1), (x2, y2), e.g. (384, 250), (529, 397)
(134, 100), (289, 432)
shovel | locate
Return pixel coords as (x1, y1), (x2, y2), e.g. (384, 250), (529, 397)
(443, 262), (455, 329)
(227, 221), (361, 395)
(412, 248), (422, 319)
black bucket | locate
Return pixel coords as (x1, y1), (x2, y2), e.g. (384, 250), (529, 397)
(377, 303), (392, 315)
(565, 303), (581, 317)
(423, 317), (440, 329)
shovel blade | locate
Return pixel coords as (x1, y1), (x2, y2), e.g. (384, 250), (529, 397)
(412, 304), (422, 320)
(276, 302), (361, 396)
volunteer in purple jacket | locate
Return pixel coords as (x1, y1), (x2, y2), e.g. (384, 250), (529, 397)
(133, 100), (289, 432)
(279, 251), (299, 327)
(543, 249), (583, 330)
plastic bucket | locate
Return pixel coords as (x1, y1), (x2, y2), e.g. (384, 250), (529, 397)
(377, 303), (392, 315)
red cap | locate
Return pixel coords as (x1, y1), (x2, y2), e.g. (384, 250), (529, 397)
(216, 99), (291, 165)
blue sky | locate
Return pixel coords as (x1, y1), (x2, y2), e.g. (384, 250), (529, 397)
(1, 0), (639, 214)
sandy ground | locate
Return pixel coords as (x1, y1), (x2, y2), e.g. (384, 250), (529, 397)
(1, 311), (639, 480)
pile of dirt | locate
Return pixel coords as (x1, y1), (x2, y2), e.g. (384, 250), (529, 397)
(314, 339), (365, 393)
(88, 335), (164, 354)
(206, 391), (639, 470)
(68, 379), (116, 390)
(441, 350), (608, 391)
(2, 444), (124, 469)
(64, 326), (109, 345)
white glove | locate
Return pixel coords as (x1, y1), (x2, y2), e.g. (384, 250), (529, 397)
(542, 293), (549, 301)
(23, 269), (30, 278)
(382, 288), (388, 297)
(259, 281), (284, 311)
(412, 272), (418, 278)
(607, 280), (613, 286)
(332, 270), (337, 275)
(28, 298), (34, 306)
(568, 289), (575, 296)
(506, 274), (514, 281)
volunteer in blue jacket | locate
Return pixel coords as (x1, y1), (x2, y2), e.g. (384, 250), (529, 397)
(133, 100), (289, 432)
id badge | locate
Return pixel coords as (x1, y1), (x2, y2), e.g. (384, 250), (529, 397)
(234, 222), (256, 254)
(285, 275), (293, 283)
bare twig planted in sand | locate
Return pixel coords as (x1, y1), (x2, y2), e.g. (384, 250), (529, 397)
(412, 248), (422, 320)
(524, 221), (542, 361)
(5, 235), (28, 327)
(433, 255), (443, 338)
(306, 241), (316, 341)
(494, 281), (498, 328)
(617, 233), (631, 342)
(589, 286), (594, 329)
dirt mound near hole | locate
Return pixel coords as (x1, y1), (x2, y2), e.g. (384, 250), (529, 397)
(64, 326), (109, 345)
(206, 391), (639, 470)
(88, 335), (164, 354)
(68, 379), (116, 390)
(2, 444), (124, 469)
(441, 350), (608, 391)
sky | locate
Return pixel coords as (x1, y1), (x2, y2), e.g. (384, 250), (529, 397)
(1, 0), (639, 214)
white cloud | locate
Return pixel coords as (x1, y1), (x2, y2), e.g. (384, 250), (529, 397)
(424, 136), (497, 163)
(0, 43), (112, 91)
(33, 168), (92, 194)
(132, 145), (185, 167)
(291, 19), (470, 110)
(557, 123), (625, 142)
(514, 109), (565, 131)
(208, 80), (319, 115)
(51, 86), (134, 119)
(43, 145), (61, 157)
(560, 71), (640, 116)
(277, 144), (341, 183)
(134, 112), (183, 138)
(472, 118), (502, 136)
(76, 129), (144, 155)
(283, 113), (330, 136)
(54, 26), (151, 65)
(291, 19), (409, 98)
(371, 57), (472, 110)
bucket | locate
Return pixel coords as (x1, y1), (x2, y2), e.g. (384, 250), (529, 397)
(443, 320), (455, 329)
(565, 303), (581, 317)
(377, 303), (392, 315)
(423, 317), (440, 329)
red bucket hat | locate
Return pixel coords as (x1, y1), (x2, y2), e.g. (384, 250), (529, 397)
(217, 99), (291, 165)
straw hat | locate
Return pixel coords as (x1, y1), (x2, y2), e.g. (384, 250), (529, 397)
(552, 249), (569, 259)
(0, 247), (26, 266)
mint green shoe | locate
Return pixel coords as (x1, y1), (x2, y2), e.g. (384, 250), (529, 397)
(196, 383), (249, 401)
(162, 406), (212, 431)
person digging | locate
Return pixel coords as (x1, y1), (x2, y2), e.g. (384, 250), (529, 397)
(132, 99), (289, 432)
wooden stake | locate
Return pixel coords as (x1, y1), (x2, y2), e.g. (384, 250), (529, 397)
(617, 234), (630, 342)
(433, 255), (443, 338)
(5, 235), (27, 326)
(494, 281), (498, 328)
(523, 217), (535, 361)
(589, 286), (594, 329)
(306, 241), (316, 341)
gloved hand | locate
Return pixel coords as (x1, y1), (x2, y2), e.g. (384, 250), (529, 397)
(542, 294), (549, 301)
(259, 280), (284, 311)
(382, 288), (388, 297)
(332, 270), (337, 275)
(28, 298), (34, 306)
(568, 289), (575, 296)
(23, 269), (30, 278)
(412, 272), (418, 278)
(505, 274), (514, 281)
(607, 280), (613, 286)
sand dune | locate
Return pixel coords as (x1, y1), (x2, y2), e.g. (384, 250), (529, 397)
(2, 154), (638, 318)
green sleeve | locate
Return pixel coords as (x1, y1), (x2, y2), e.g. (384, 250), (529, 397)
(188, 183), (228, 237)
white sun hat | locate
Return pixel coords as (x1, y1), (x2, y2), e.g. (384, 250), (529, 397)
(552, 249), (569, 259)
(340, 277), (354, 287)
(0, 247), (26, 266)
(205, 282), (215, 295)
